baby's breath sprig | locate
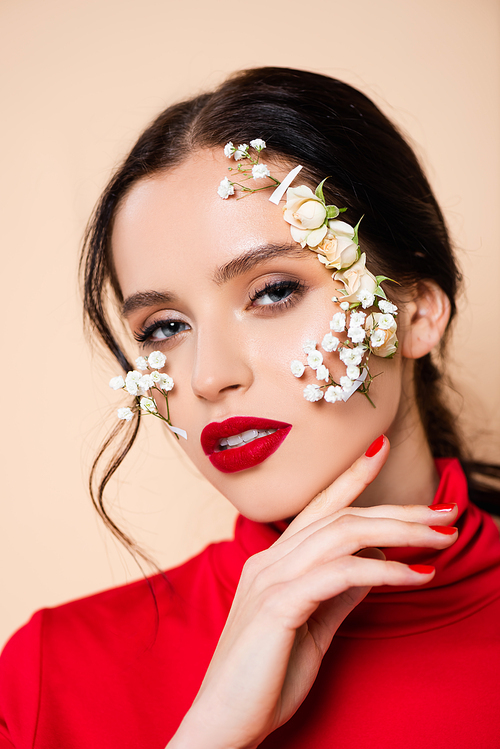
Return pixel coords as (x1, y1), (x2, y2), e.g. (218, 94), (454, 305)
(217, 140), (280, 200)
(109, 351), (187, 440)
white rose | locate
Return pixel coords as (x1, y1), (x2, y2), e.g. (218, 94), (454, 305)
(148, 351), (167, 369)
(290, 360), (305, 378)
(315, 364), (330, 382)
(307, 350), (324, 370)
(109, 375), (125, 390)
(365, 313), (398, 358)
(283, 186), (328, 248)
(321, 332), (340, 352)
(333, 253), (377, 304)
(316, 220), (359, 270)
(303, 384), (324, 402)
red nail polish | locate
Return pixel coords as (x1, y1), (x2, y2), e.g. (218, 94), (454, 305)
(429, 503), (456, 512)
(409, 564), (435, 574)
(365, 435), (384, 457)
(429, 525), (457, 535)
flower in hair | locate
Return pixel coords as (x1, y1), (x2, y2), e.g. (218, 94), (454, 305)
(109, 351), (187, 439)
(217, 140), (399, 407)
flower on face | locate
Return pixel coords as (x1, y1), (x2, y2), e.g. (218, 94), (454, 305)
(347, 326), (366, 344)
(316, 220), (359, 270)
(349, 310), (366, 328)
(224, 141), (236, 158)
(117, 407), (134, 421)
(315, 364), (330, 382)
(303, 384), (324, 402)
(357, 288), (375, 309)
(324, 385), (343, 403)
(340, 376), (354, 391)
(378, 299), (398, 314)
(339, 346), (365, 367)
(249, 138), (266, 151)
(148, 351), (167, 369)
(302, 340), (317, 354)
(150, 370), (162, 383)
(330, 312), (346, 333)
(140, 397), (157, 414)
(125, 370), (146, 396)
(234, 144), (249, 160)
(346, 364), (360, 380)
(307, 350), (324, 370)
(290, 360), (305, 378)
(135, 356), (148, 371)
(283, 186), (328, 248)
(159, 373), (174, 391)
(365, 312), (398, 357)
(321, 332), (340, 352)
(140, 374), (154, 390)
(377, 313), (396, 330)
(333, 253), (377, 304)
(217, 177), (235, 199)
(109, 375), (125, 391)
(252, 163), (271, 180)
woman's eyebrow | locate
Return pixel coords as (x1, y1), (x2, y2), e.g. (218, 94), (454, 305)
(121, 290), (178, 317)
(213, 243), (309, 285)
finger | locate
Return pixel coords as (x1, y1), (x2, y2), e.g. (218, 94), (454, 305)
(277, 434), (390, 543)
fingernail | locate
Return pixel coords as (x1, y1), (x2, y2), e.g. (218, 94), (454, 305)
(409, 564), (435, 574)
(429, 503), (456, 512)
(429, 525), (457, 535)
(365, 435), (384, 457)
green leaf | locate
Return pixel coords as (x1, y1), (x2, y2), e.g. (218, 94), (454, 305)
(338, 207), (347, 213)
(315, 178), (329, 203)
(352, 216), (363, 246)
(374, 285), (387, 300)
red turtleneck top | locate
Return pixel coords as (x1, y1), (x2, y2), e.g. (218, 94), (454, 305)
(1, 459), (499, 748)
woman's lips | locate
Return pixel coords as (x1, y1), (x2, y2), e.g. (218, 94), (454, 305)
(201, 417), (292, 474)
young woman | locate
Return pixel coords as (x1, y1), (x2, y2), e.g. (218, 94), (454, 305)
(1, 67), (499, 749)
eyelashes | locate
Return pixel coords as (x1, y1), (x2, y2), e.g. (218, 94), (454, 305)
(134, 278), (307, 346)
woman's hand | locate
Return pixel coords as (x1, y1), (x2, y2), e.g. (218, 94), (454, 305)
(168, 436), (458, 749)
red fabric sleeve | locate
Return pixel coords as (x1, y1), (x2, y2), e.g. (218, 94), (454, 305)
(0, 610), (45, 747)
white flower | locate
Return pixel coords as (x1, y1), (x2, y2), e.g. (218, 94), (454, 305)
(347, 327), (366, 344)
(316, 364), (330, 382)
(321, 332), (340, 352)
(117, 407), (133, 421)
(250, 138), (266, 151)
(283, 186), (328, 248)
(234, 144), (249, 160)
(340, 301), (350, 311)
(324, 385), (343, 403)
(109, 375), (125, 390)
(135, 356), (148, 371)
(346, 364), (361, 380)
(159, 373), (174, 391)
(223, 141), (235, 158)
(140, 397), (157, 413)
(349, 310), (366, 328)
(357, 289), (375, 309)
(125, 370), (145, 396)
(340, 376), (354, 391)
(339, 347), (364, 366)
(150, 370), (162, 383)
(217, 177), (235, 199)
(330, 312), (346, 332)
(316, 220), (359, 270)
(290, 360), (305, 377)
(303, 384), (324, 402)
(140, 374), (154, 390)
(377, 313), (396, 330)
(148, 351), (167, 369)
(378, 299), (398, 314)
(370, 329), (386, 348)
(302, 339), (317, 354)
(307, 350), (324, 370)
(333, 253), (378, 304)
(252, 163), (271, 180)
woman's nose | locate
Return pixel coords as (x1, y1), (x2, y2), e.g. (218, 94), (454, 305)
(190, 323), (254, 402)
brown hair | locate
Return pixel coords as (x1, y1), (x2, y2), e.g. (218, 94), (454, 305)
(80, 67), (498, 556)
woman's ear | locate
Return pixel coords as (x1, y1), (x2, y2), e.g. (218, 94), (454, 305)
(400, 280), (451, 359)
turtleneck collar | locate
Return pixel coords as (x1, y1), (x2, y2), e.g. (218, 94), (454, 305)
(215, 459), (500, 638)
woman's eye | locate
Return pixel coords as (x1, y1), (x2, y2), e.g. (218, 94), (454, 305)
(150, 320), (190, 340)
(252, 281), (302, 307)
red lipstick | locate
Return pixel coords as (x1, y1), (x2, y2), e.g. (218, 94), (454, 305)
(201, 417), (292, 474)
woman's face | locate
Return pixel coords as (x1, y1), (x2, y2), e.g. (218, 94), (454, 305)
(111, 149), (406, 521)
